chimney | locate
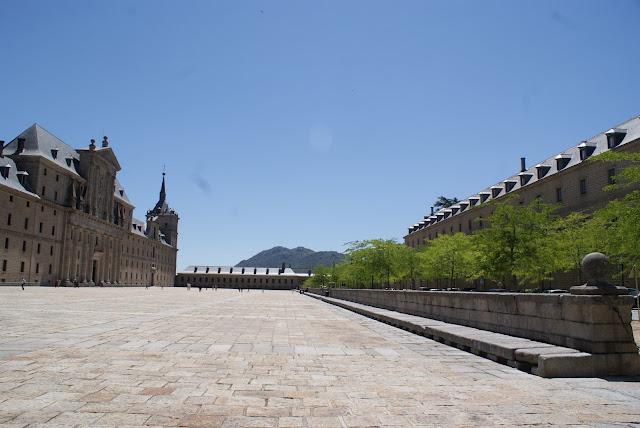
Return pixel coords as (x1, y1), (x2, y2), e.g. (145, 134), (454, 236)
(430, 206), (434, 215)
(102, 136), (109, 148)
(16, 138), (25, 154)
(0, 140), (4, 157)
(520, 157), (526, 173)
(89, 139), (96, 151)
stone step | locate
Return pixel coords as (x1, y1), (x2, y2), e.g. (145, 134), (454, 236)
(306, 292), (640, 378)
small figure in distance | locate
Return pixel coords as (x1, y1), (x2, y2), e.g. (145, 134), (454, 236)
(187, 282), (191, 291)
(198, 285), (202, 292)
(20, 277), (26, 290)
(73, 278), (79, 288)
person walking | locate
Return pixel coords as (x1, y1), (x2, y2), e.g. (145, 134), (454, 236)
(20, 277), (26, 290)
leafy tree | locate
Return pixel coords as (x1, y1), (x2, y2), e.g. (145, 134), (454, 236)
(433, 196), (460, 209)
(590, 150), (640, 277)
(474, 198), (560, 288)
(418, 233), (477, 287)
(552, 212), (600, 283)
(344, 239), (411, 288)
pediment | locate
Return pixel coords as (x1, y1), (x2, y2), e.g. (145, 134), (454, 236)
(95, 147), (122, 171)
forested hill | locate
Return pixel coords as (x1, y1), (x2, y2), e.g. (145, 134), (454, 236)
(235, 246), (345, 269)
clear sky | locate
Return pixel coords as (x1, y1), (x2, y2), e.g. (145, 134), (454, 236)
(1, 0), (639, 269)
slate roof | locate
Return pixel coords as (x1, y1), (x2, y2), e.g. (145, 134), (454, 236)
(180, 266), (311, 277)
(0, 156), (39, 197)
(407, 115), (640, 235)
(4, 124), (82, 177)
(114, 178), (133, 207)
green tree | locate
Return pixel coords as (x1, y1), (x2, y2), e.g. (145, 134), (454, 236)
(418, 233), (477, 287)
(553, 212), (599, 283)
(344, 239), (410, 288)
(474, 198), (560, 288)
(433, 196), (460, 210)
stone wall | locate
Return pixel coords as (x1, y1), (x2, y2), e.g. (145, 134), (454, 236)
(306, 289), (638, 355)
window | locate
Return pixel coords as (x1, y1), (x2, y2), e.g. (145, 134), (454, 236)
(39, 222), (43, 233)
(2, 260), (6, 271)
(458, 223), (462, 232)
(41, 186), (45, 196)
(26, 201), (30, 207)
(48, 264), (52, 274)
(24, 218), (29, 230)
(51, 226), (55, 236)
(54, 191), (58, 201)
(56, 174), (59, 182)
(468, 219), (472, 231)
(35, 263), (39, 274)
(3, 238), (7, 249)
(20, 261), (24, 273)
(37, 243), (41, 254)
(22, 241), (26, 252)
(7, 214), (11, 226)
(9, 195), (13, 202)
(50, 246), (53, 256)
(556, 187), (563, 202)
(580, 178), (587, 195)
(43, 168), (47, 176)
(607, 168), (616, 185)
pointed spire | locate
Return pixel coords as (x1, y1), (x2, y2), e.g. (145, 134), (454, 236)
(159, 171), (166, 202)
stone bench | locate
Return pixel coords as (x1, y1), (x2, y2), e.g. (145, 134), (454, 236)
(306, 293), (640, 378)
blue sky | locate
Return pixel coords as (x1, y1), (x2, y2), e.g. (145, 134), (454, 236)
(1, 0), (639, 268)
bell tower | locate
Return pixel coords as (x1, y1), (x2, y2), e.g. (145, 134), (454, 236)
(147, 171), (179, 248)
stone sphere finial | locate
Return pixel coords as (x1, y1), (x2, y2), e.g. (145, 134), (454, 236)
(570, 252), (626, 295)
(582, 252), (610, 286)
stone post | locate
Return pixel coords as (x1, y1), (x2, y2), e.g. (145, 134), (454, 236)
(570, 252), (628, 296)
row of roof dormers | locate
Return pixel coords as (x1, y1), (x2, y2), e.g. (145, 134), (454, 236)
(181, 266), (312, 277)
(0, 124), (134, 206)
(406, 115), (640, 236)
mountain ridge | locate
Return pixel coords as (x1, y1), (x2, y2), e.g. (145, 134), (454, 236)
(235, 246), (345, 269)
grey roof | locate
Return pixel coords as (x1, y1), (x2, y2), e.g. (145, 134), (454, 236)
(114, 178), (133, 207)
(407, 115), (640, 235)
(4, 124), (81, 177)
(0, 156), (40, 197)
(180, 266), (310, 277)
(131, 218), (146, 236)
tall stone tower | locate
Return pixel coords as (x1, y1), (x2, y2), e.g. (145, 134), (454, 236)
(147, 172), (179, 248)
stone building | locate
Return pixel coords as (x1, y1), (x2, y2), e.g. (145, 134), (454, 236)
(404, 115), (640, 287)
(175, 265), (310, 290)
(0, 124), (178, 286)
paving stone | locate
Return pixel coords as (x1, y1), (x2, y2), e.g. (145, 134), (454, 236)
(0, 288), (638, 427)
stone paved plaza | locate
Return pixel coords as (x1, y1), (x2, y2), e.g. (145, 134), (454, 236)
(0, 288), (639, 427)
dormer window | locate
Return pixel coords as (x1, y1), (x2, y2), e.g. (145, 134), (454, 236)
(266, 268), (270, 274)
(51, 148), (59, 159)
(443, 209), (452, 219)
(555, 154), (571, 171)
(606, 128), (627, 149)
(469, 197), (480, 206)
(490, 186), (502, 198)
(536, 164), (551, 179)
(65, 158), (72, 167)
(217, 267), (221, 273)
(479, 192), (490, 203)
(504, 180), (517, 193)
(205, 267), (210, 273)
(458, 202), (469, 212)
(518, 172), (533, 186)
(0, 163), (10, 179)
(241, 267), (245, 274)
(451, 206), (460, 215)
(193, 267), (198, 273)
(578, 142), (596, 160)
(253, 268), (257, 274)
(16, 170), (29, 187)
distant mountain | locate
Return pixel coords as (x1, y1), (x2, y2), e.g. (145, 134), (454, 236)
(236, 246), (345, 269)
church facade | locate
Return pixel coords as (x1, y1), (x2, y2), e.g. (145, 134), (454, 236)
(0, 124), (178, 286)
